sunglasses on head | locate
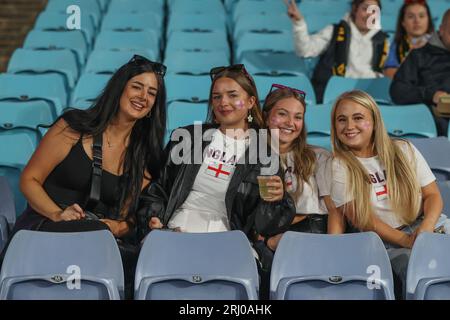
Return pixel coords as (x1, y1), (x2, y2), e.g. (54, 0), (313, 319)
(209, 64), (254, 83)
(268, 83), (306, 99)
(128, 55), (167, 77)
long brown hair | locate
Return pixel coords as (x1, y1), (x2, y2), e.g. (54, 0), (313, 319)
(263, 88), (316, 200)
(331, 90), (421, 230)
(207, 68), (264, 128)
(394, 0), (434, 44)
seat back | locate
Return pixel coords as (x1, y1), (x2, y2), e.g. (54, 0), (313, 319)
(0, 230), (124, 300)
(410, 137), (450, 181)
(134, 230), (259, 300)
(271, 231), (395, 300)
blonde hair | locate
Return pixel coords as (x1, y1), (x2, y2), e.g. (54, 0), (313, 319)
(263, 88), (316, 200)
(331, 90), (421, 230)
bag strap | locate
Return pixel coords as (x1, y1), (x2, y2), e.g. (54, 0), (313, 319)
(85, 133), (103, 212)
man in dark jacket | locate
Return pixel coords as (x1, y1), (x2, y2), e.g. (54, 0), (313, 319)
(390, 9), (450, 136)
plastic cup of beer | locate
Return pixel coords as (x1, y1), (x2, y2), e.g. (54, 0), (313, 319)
(257, 176), (272, 199)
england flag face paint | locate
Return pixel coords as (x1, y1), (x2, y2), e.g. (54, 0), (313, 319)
(234, 100), (245, 110)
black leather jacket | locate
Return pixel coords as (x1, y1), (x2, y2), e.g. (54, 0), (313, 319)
(137, 124), (296, 242)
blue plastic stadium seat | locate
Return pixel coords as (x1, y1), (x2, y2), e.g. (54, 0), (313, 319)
(166, 31), (229, 57)
(239, 51), (309, 77)
(34, 11), (96, 49)
(233, 13), (291, 41)
(254, 74), (316, 105)
(235, 31), (294, 61)
(7, 48), (79, 91)
(323, 76), (392, 104)
(94, 31), (160, 61)
(299, 0), (349, 17)
(84, 50), (155, 74)
(107, 0), (164, 15)
(167, 13), (226, 36)
(135, 230), (259, 300)
(100, 12), (162, 38)
(438, 181), (450, 213)
(232, 1), (285, 24)
(305, 103), (333, 150)
(165, 74), (211, 103)
(45, 0), (102, 30)
(380, 104), (437, 138)
(169, 0), (225, 16)
(409, 137), (450, 181)
(0, 73), (67, 118)
(164, 50), (229, 75)
(407, 232), (450, 300)
(71, 73), (111, 109)
(271, 231), (395, 300)
(0, 177), (16, 253)
(167, 101), (208, 133)
(0, 230), (124, 300)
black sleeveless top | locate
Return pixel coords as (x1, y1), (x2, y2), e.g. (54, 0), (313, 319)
(18, 136), (123, 230)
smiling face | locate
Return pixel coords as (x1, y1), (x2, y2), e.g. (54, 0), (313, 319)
(352, 0), (380, 33)
(266, 97), (305, 152)
(211, 77), (255, 130)
(335, 99), (375, 157)
(402, 4), (430, 38)
(118, 72), (158, 121)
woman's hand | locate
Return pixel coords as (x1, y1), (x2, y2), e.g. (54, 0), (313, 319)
(149, 217), (164, 229)
(257, 233), (283, 251)
(262, 176), (284, 202)
(284, 0), (303, 22)
(100, 219), (129, 237)
(55, 203), (85, 222)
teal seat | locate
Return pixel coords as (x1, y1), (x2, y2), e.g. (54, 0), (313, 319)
(165, 74), (211, 103)
(85, 50), (156, 74)
(46, 0), (102, 30)
(254, 74), (316, 105)
(235, 31), (294, 61)
(71, 73), (111, 109)
(167, 13), (226, 36)
(166, 31), (229, 58)
(380, 104), (437, 138)
(305, 103), (333, 150)
(323, 77), (392, 104)
(164, 50), (229, 75)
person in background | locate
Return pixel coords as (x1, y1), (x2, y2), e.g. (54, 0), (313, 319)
(285, 0), (389, 103)
(384, 0), (435, 79)
(390, 9), (450, 136)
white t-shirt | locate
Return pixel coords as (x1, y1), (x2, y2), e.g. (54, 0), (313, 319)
(283, 147), (332, 215)
(331, 142), (436, 228)
(168, 129), (249, 232)
(292, 14), (385, 78)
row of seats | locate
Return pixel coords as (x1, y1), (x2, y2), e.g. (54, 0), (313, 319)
(1, 228), (450, 300)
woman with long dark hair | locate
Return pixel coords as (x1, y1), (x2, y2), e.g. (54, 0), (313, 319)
(384, 0), (435, 78)
(5, 55), (167, 298)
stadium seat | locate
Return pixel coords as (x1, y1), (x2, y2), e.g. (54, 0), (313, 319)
(303, 14), (345, 34)
(410, 137), (450, 181)
(165, 74), (211, 103)
(94, 31), (160, 61)
(305, 103), (333, 150)
(0, 177), (16, 253)
(168, 0), (225, 15)
(107, 0), (164, 15)
(254, 74), (316, 105)
(438, 181), (450, 213)
(239, 51), (309, 77)
(0, 131), (36, 214)
(71, 73), (111, 109)
(232, 1), (285, 24)
(380, 105), (437, 138)
(7, 49), (79, 91)
(0, 230), (124, 300)
(166, 31), (229, 57)
(0, 73), (67, 118)
(101, 12), (162, 36)
(235, 31), (294, 61)
(134, 230), (259, 300)
(166, 101), (208, 133)
(34, 11), (96, 49)
(167, 13), (226, 36)
(45, 0), (102, 30)
(164, 50), (229, 75)
(406, 232), (450, 300)
(23, 30), (88, 68)
(84, 50), (155, 74)
(233, 13), (291, 42)
(299, 0), (349, 17)
(323, 77), (392, 104)
(271, 231), (395, 300)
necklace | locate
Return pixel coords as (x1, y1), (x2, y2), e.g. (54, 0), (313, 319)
(105, 131), (114, 148)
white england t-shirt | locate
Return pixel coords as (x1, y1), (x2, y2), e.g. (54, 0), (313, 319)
(283, 147), (332, 215)
(331, 141), (436, 228)
(168, 129), (249, 232)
